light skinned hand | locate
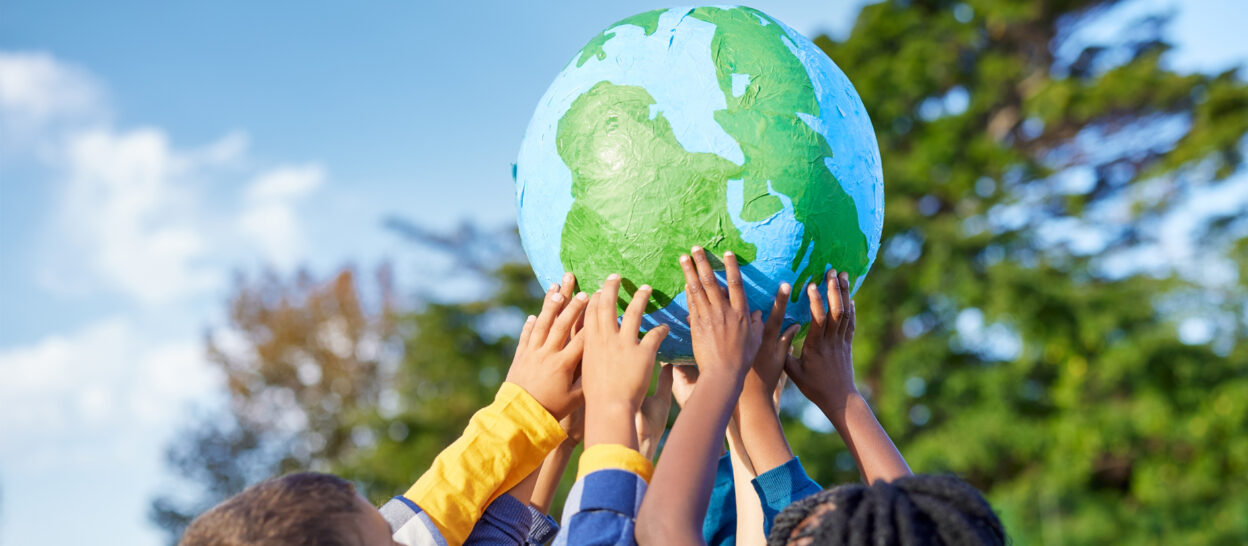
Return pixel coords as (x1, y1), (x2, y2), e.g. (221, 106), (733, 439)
(636, 364), (674, 460)
(786, 269), (858, 415)
(505, 273), (588, 420)
(582, 274), (670, 448)
(679, 247), (762, 383)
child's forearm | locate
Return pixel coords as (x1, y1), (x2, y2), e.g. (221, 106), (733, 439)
(638, 372), (743, 545)
(529, 441), (575, 513)
(823, 392), (911, 484)
(735, 377), (795, 475)
(726, 420), (767, 546)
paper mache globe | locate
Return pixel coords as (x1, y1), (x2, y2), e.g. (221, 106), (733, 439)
(515, 5), (884, 360)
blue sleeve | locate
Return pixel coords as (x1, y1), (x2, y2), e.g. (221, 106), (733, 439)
(525, 504), (559, 545)
(703, 454), (737, 546)
(553, 469), (647, 546)
(464, 493), (533, 545)
(750, 457), (823, 537)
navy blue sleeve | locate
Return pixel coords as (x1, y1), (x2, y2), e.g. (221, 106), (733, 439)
(525, 504), (559, 545)
(750, 457), (823, 537)
(464, 494), (533, 545)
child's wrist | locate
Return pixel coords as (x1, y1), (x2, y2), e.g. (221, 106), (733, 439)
(585, 401), (638, 449)
(816, 388), (862, 421)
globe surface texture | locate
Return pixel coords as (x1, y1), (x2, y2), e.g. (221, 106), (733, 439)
(515, 5), (884, 359)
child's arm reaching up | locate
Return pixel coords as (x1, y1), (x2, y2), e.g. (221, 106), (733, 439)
(555, 274), (669, 546)
(381, 277), (587, 546)
(636, 248), (762, 546)
(787, 270), (912, 484)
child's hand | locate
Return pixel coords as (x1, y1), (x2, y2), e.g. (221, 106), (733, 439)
(635, 364), (674, 460)
(749, 283), (802, 396)
(582, 274), (670, 448)
(679, 247), (762, 383)
(505, 274), (588, 419)
(787, 269), (858, 416)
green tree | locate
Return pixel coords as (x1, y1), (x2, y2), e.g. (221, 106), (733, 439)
(780, 1), (1248, 544)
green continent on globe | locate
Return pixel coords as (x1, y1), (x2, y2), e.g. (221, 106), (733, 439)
(557, 81), (756, 311)
(691, 6), (869, 295)
(576, 9), (665, 67)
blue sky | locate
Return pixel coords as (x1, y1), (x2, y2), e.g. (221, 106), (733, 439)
(0, 1), (1244, 545)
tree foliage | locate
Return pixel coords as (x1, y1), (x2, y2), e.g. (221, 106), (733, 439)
(153, 1), (1247, 544)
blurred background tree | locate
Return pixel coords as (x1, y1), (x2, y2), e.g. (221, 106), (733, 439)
(152, 0), (1247, 544)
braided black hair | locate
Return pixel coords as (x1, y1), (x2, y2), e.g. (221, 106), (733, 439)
(767, 474), (1005, 546)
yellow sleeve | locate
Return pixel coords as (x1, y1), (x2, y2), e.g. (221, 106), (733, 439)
(403, 382), (566, 546)
(576, 443), (655, 482)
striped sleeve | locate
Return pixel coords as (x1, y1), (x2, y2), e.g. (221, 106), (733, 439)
(385, 382), (567, 545)
(553, 444), (653, 546)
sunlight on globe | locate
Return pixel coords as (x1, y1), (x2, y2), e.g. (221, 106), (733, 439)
(515, 5), (884, 359)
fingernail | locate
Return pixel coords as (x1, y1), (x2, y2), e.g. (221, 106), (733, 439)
(607, 273), (620, 281)
(829, 269), (837, 278)
(549, 283), (559, 291)
(564, 272), (574, 282)
(640, 284), (651, 292)
(680, 255), (690, 263)
(841, 272), (849, 280)
(526, 315), (536, 323)
(780, 282), (791, 294)
(551, 293), (564, 302)
(809, 283), (818, 291)
(692, 246), (703, 253)
(576, 292), (588, 301)
(724, 251), (734, 257)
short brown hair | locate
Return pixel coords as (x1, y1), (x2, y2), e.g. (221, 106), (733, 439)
(181, 472), (365, 546)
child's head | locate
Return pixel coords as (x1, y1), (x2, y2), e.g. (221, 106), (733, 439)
(181, 472), (397, 546)
(767, 474), (1005, 546)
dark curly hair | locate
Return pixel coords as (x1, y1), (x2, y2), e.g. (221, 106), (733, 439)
(767, 474), (1005, 546)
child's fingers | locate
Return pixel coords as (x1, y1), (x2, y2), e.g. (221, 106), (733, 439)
(584, 292), (601, 336)
(837, 272), (852, 327)
(826, 269), (843, 326)
(777, 323), (801, 360)
(843, 301), (856, 339)
(599, 274), (622, 332)
(530, 287), (565, 349)
(516, 314), (536, 357)
(653, 363), (674, 401)
(807, 282), (827, 340)
(620, 285), (652, 337)
(547, 291), (589, 349)
(679, 256), (709, 313)
(559, 272), (577, 301)
(639, 323), (670, 354)
(691, 246), (725, 309)
(723, 251), (747, 312)
(763, 283), (791, 341)
(564, 328), (586, 360)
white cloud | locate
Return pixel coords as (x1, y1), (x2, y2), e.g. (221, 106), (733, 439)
(0, 51), (105, 142)
(239, 164), (326, 267)
(0, 317), (219, 462)
(3, 51), (325, 306)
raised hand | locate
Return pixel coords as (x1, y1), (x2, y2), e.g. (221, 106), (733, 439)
(786, 269), (911, 484)
(734, 282), (802, 475)
(505, 273), (588, 419)
(636, 364), (675, 460)
(787, 269), (858, 414)
(582, 274), (670, 449)
(749, 283), (802, 397)
(679, 246), (763, 382)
